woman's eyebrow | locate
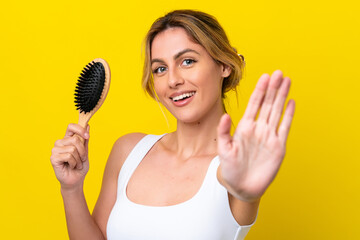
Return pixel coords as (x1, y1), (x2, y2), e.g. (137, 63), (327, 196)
(173, 48), (200, 60)
(151, 49), (200, 65)
(151, 59), (165, 65)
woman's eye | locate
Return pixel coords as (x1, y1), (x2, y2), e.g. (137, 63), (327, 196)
(182, 59), (195, 66)
(153, 66), (167, 74)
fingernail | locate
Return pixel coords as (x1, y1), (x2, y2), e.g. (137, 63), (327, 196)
(84, 132), (89, 139)
(77, 164), (83, 170)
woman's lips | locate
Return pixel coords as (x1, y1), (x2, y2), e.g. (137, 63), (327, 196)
(170, 91), (196, 107)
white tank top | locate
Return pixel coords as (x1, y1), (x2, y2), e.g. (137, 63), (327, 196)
(107, 134), (255, 240)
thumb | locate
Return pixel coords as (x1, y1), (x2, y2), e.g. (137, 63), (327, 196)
(217, 114), (233, 153)
(84, 124), (90, 138)
(84, 137), (90, 154)
(84, 124), (90, 153)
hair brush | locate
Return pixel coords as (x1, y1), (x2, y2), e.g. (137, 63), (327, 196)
(74, 58), (111, 141)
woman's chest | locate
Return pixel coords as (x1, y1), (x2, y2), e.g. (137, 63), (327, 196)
(126, 155), (212, 207)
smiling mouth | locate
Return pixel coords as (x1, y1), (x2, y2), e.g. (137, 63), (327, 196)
(171, 92), (196, 102)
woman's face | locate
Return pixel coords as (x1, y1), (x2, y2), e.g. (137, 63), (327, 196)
(151, 27), (230, 123)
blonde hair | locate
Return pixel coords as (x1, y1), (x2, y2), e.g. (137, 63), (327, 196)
(142, 9), (245, 99)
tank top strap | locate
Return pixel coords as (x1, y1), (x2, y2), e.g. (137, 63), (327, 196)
(200, 156), (220, 191)
(208, 156), (220, 176)
(116, 134), (165, 196)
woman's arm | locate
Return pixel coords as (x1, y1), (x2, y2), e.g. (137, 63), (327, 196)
(217, 167), (260, 226)
(61, 186), (105, 240)
(217, 70), (295, 225)
(51, 124), (104, 239)
(51, 123), (144, 239)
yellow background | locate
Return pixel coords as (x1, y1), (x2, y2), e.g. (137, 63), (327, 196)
(1, 0), (359, 239)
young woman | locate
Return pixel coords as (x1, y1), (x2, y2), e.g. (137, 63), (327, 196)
(50, 10), (295, 240)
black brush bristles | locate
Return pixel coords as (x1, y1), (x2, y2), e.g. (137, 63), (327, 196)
(74, 61), (105, 113)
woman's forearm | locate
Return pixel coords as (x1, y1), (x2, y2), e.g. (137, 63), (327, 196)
(61, 186), (105, 240)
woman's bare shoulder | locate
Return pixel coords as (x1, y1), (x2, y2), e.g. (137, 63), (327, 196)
(101, 132), (146, 187)
(109, 132), (147, 167)
(114, 132), (147, 148)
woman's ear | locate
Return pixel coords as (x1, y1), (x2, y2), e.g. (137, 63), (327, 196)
(221, 64), (232, 78)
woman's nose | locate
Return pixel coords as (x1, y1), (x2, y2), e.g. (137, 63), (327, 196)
(168, 68), (184, 88)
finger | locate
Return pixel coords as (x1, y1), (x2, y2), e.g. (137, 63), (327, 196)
(217, 114), (233, 153)
(84, 137), (90, 162)
(50, 153), (62, 166)
(257, 70), (283, 123)
(56, 136), (87, 162)
(65, 123), (89, 140)
(54, 145), (83, 169)
(278, 99), (296, 144)
(243, 73), (270, 120)
(54, 152), (77, 169)
(83, 124), (90, 161)
(268, 77), (291, 129)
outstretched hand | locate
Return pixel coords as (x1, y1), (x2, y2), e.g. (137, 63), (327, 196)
(217, 70), (295, 202)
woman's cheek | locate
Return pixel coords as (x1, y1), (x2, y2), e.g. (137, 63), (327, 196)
(154, 85), (167, 105)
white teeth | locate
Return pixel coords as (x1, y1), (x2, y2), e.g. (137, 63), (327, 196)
(172, 92), (195, 101)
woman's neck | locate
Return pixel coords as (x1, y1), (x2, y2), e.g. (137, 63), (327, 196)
(165, 103), (225, 160)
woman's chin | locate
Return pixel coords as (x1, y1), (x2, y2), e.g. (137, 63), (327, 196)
(174, 113), (203, 125)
